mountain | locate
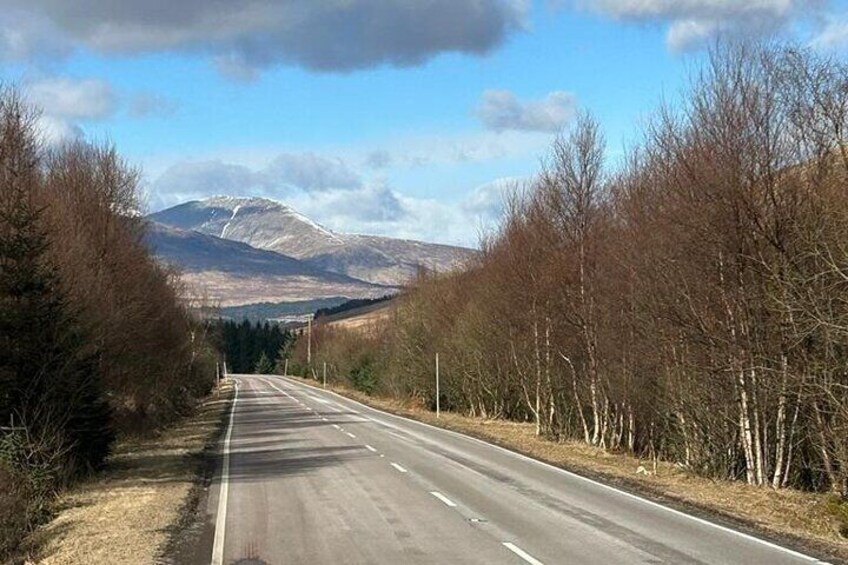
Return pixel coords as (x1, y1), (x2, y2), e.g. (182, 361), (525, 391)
(148, 196), (476, 286)
(145, 222), (391, 307)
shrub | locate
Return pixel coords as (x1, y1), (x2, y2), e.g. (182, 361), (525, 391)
(350, 357), (378, 395)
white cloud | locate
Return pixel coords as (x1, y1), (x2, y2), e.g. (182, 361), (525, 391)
(575, 0), (821, 50)
(263, 152), (362, 191)
(145, 150), (523, 246)
(462, 177), (525, 221)
(811, 15), (848, 48)
(27, 77), (116, 120)
(364, 150), (393, 170)
(128, 91), (177, 117)
(35, 115), (84, 145)
(476, 90), (577, 133)
(150, 153), (365, 210)
(0, 9), (71, 63)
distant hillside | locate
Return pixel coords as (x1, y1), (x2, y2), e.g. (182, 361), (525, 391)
(314, 295), (394, 320)
(149, 196), (476, 286)
(218, 297), (351, 323)
(145, 221), (392, 306)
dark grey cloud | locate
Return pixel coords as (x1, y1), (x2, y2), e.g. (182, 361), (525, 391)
(476, 89), (576, 133)
(575, 0), (821, 50)
(4, 0), (527, 75)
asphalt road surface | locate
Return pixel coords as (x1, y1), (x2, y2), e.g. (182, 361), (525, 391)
(202, 374), (831, 565)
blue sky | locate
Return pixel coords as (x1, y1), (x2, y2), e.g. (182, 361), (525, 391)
(2, 0), (847, 247)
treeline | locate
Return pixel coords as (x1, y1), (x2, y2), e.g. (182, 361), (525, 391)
(215, 319), (291, 374)
(0, 89), (216, 556)
(299, 43), (848, 497)
(314, 295), (394, 319)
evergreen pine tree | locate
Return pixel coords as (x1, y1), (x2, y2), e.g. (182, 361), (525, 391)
(0, 123), (112, 474)
(254, 352), (274, 374)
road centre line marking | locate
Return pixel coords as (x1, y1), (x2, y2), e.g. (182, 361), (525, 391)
(390, 463), (408, 473)
(364, 445), (377, 452)
(430, 491), (457, 507)
(502, 543), (544, 565)
(345, 432), (356, 438)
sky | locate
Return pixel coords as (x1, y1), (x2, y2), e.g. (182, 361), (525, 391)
(2, 0), (848, 248)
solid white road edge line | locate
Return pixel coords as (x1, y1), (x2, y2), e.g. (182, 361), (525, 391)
(430, 491), (457, 507)
(391, 463), (408, 473)
(503, 542), (545, 565)
(211, 380), (239, 565)
(276, 375), (829, 564)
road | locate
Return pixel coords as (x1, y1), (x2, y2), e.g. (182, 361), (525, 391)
(202, 374), (830, 565)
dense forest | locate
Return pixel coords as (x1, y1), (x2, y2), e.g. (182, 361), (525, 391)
(314, 295), (394, 319)
(0, 89), (217, 557)
(296, 43), (848, 498)
(215, 319), (291, 374)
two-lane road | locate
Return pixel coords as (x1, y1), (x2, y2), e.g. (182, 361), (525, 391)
(201, 375), (830, 564)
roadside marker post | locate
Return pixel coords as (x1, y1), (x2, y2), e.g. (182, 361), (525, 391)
(284, 358), (289, 377)
(323, 362), (327, 388)
(307, 316), (312, 366)
(435, 352), (440, 418)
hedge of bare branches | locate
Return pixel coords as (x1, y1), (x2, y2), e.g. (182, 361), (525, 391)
(305, 43), (848, 497)
(0, 88), (216, 557)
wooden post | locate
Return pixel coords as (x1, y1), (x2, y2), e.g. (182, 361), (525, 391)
(307, 316), (312, 366)
(436, 352), (440, 418)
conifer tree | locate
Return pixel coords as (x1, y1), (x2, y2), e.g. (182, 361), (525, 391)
(254, 352), (274, 374)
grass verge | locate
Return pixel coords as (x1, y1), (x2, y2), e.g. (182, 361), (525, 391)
(290, 375), (848, 564)
(25, 382), (233, 565)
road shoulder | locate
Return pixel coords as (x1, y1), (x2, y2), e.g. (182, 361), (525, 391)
(28, 382), (233, 565)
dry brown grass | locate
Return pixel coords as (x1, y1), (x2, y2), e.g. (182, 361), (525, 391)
(323, 305), (392, 334)
(292, 376), (848, 562)
(27, 383), (233, 565)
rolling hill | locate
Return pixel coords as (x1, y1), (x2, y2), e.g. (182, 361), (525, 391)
(145, 221), (392, 307)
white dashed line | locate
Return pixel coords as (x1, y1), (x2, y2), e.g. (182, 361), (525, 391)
(364, 445), (377, 452)
(390, 463), (408, 473)
(332, 424), (341, 430)
(430, 491), (457, 507)
(345, 432), (356, 439)
(503, 543), (544, 565)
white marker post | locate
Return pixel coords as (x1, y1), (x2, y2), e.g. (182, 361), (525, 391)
(306, 316), (312, 366)
(323, 361), (327, 388)
(435, 352), (440, 418)
(283, 358), (288, 377)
